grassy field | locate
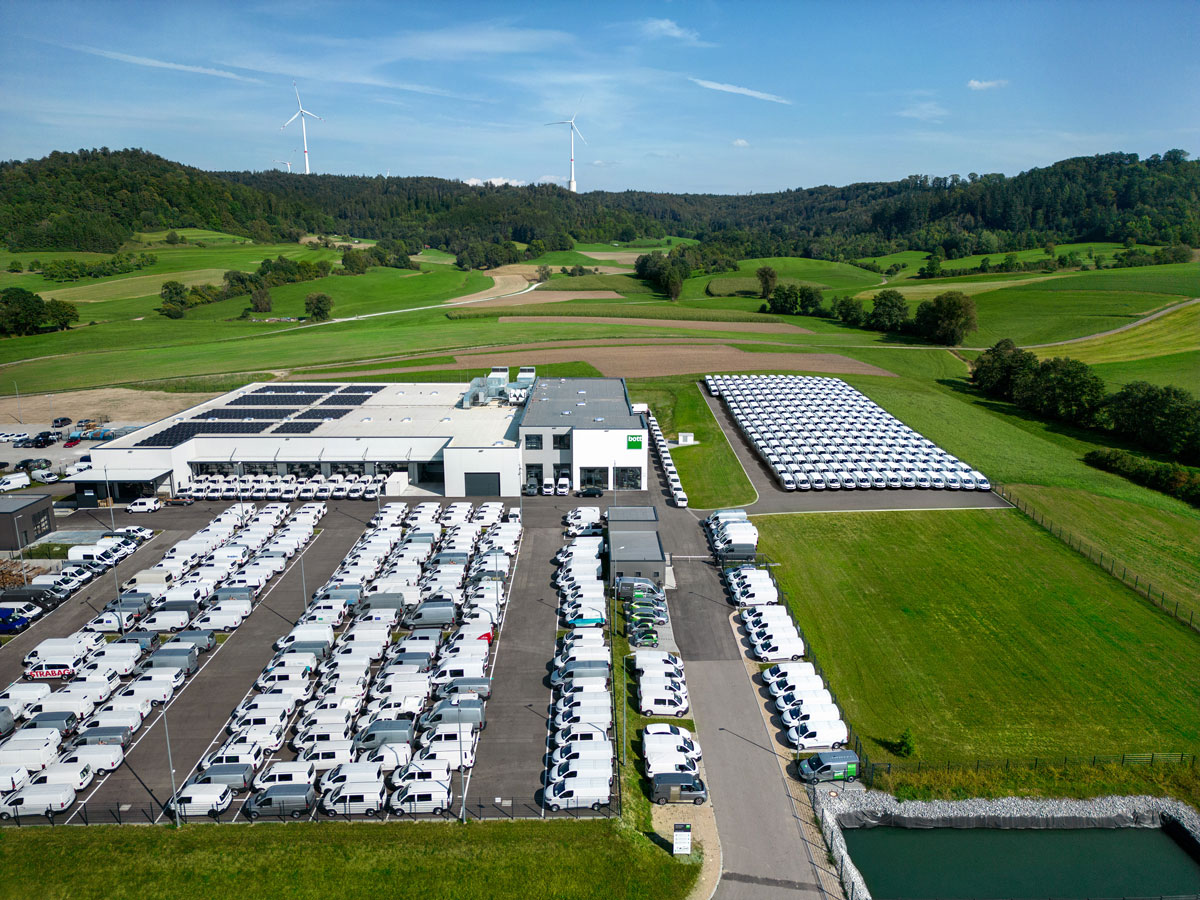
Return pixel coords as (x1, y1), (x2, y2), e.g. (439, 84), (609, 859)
(1089, 350), (1200, 394)
(526, 250), (635, 269)
(535, 273), (657, 294)
(627, 376), (756, 508)
(755, 510), (1200, 761)
(0, 819), (699, 900)
(680, 257), (882, 301)
(1034, 300), (1200, 363)
(1002, 484), (1200, 604)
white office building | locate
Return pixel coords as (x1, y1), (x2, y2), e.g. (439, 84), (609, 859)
(68, 373), (647, 503)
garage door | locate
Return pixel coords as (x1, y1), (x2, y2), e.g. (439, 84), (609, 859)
(463, 472), (501, 496)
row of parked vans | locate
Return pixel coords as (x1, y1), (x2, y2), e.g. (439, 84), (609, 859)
(705, 508), (760, 562)
(545, 622), (614, 811)
(0, 527), (151, 635)
(647, 410), (688, 508)
(182, 473), (389, 503)
(555, 535), (606, 629)
(723, 566), (807, 664)
(82, 503), (322, 637)
(171, 501), (518, 819)
(0, 504), (324, 820)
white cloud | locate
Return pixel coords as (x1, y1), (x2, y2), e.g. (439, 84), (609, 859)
(464, 176), (524, 187)
(732, 138), (750, 148)
(967, 79), (1009, 91)
(591, 160), (617, 168)
(688, 77), (790, 105)
(536, 174), (569, 184)
(640, 19), (712, 47)
(897, 100), (949, 122)
(63, 43), (264, 83)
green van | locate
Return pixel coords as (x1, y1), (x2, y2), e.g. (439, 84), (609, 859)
(796, 749), (859, 784)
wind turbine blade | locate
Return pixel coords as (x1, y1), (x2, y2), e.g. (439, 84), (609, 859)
(545, 120), (570, 126)
(572, 123), (587, 145)
(293, 81), (302, 107)
(282, 110), (300, 129)
(301, 109), (324, 121)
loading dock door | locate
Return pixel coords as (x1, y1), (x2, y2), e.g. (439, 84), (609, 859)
(463, 472), (501, 496)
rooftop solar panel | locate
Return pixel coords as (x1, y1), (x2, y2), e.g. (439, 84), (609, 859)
(195, 408), (296, 420)
(319, 395), (363, 406)
(227, 395), (323, 406)
(272, 421), (321, 434)
(135, 421), (270, 448)
(297, 408), (350, 420)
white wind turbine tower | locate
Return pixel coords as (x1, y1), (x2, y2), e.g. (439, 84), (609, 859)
(273, 158), (293, 173)
(281, 81), (322, 174)
(545, 109), (586, 193)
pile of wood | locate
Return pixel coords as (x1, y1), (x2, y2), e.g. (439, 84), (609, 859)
(0, 559), (47, 589)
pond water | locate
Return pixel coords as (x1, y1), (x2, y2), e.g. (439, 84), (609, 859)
(843, 826), (1200, 898)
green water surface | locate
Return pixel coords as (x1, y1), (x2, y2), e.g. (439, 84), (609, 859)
(843, 827), (1200, 898)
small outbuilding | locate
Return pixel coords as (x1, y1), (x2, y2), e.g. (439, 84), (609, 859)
(0, 494), (56, 551)
(608, 528), (666, 588)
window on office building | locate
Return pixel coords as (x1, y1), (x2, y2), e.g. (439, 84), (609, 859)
(524, 433), (543, 450)
(579, 467), (609, 489)
(552, 433), (572, 451)
(615, 467), (642, 490)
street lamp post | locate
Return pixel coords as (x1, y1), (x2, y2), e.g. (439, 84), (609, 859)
(621, 651), (635, 767)
(164, 703), (181, 827)
(13, 382), (21, 425)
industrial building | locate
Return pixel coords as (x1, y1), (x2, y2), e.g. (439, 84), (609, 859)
(0, 494), (56, 552)
(68, 371), (647, 502)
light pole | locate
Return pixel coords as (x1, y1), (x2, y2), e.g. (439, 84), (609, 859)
(14, 514), (27, 585)
(13, 382), (21, 425)
(621, 651), (635, 766)
(164, 702), (181, 827)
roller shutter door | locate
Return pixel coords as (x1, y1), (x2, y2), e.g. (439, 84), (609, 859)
(463, 472), (501, 496)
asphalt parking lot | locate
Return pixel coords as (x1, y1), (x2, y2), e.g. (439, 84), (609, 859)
(702, 388), (1011, 514)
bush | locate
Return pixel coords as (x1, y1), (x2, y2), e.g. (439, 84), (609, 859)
(305, 292), (333, 321)
(1084, 449), (1200, 507)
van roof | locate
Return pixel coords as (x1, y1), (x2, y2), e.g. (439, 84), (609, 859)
(811, 749), (859, 764)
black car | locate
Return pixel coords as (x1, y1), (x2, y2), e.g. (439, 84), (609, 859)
(32, 438), (54, 448)
(0, 462), (9, 471)
(576, 486), (604, 498)
(14, 458), (35, 469)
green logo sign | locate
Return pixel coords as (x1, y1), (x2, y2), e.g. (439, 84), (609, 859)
(627, 434), (643, 449)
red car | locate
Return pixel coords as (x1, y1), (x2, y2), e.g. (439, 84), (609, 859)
(64, 438), (81, 448)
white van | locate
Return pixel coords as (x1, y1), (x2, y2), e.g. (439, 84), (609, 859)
(0, 738), (58, 771)
(299, 740), (356, 772)
(254, 760), (317, 791)
(390, 782), (452, 816)
(29, 760), (94, 791)
(321, 782), (386, 816)
(141, 610), (191, 632)
(786, 719), (848, 750)
(319, 762), (384, 792)
(388, 758), (451, 791)
(546, 757), (613, 784)
(0, 684), (51, 718)
(545, 776), (609, 812)
(0, 782), (75, 819)
(57, 744), (123, 776)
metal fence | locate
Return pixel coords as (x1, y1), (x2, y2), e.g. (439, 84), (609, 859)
(995, 483), (1199, 633)
(865, 751), (1197, 784)
(0, 795), (614, 829)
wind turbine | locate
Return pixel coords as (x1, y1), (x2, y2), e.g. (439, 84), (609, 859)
(281, 81), (322, 174)
(545, 109), (586, 193)
(273, 158), (293, 173)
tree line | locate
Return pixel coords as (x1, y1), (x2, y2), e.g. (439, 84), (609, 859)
(156, 255), (334, 318)
(6, 148), (1197, 268)
(8, 252), (158, 282)
(971, 339), (1200, 465)
(1084, 449), (1200, 508)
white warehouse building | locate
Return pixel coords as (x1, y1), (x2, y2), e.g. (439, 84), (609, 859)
(68, 373), (647, 504)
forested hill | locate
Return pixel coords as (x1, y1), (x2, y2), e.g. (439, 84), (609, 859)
(2, 147), (1198, 258)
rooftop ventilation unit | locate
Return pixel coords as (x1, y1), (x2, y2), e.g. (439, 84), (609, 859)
(561, 410), (572, 416)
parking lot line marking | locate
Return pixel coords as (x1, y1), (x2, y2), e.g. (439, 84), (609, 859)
(151, 531), (327, 824)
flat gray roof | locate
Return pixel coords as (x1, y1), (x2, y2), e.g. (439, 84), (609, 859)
(519, 377), (643, 430)
(0, 494), (51, 514)
(608, 506), (658, 522)
(608, 529), (665, 563)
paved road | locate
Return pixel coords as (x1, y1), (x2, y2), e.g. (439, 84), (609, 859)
(465, 499), (563, 818)
(636, 454), (829, 898)
(701, 388), (1010, 514)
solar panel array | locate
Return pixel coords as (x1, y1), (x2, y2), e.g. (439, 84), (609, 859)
(196, 408), (298, 420)
(339, 385), (385, 394)
(319, 395), (364, 406)
(136, 421), (271, 448)
(227, 394), (322, 406)
(251, 384), (338, 394)
(297, 408), (350, 420)
(271, 421), (321, 434)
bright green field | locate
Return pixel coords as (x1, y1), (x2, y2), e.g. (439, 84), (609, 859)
(627, 376), (756, 508)
(966, 263), (1200, 346)
(1035, 300), (1200, 363)
(680, 257), (883, 301)
(756, 510), (1200, 761)
(526, 250), (635, 269)
(574, 237), (698, 253)
(0, 820), (698, 900)
(1090, 351), (1200, 394)
(535, 273), (656, 294)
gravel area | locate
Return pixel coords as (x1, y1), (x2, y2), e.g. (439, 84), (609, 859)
(810, 789), (1200, 900)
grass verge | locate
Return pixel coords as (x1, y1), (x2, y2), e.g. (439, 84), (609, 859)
(627, 377), (756, 509)
(0, 819), (699, 900)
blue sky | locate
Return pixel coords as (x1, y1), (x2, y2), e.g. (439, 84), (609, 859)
(2, 0), (1197, 193)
